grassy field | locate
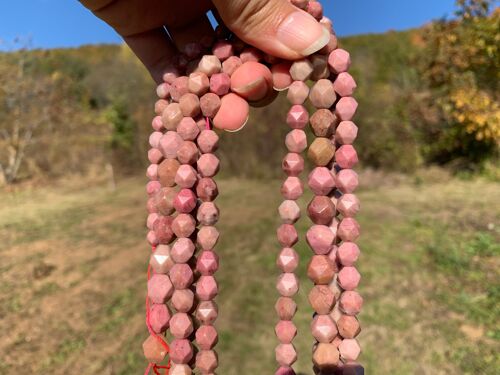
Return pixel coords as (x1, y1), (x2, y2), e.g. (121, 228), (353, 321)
(0, 173), (498, 375)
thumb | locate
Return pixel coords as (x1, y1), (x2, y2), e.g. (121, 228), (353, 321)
(212, 0), (330, 60)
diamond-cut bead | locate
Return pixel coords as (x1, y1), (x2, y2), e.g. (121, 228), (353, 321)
(162, 103), (183, 130)
(338, 266), (361, 291)
(196, 325), (218, 350)
(311, 314), (338, 343)
(197, 55), (222, 77)
(222, 55), (242, 76)
(335, 97), (358, 121)
(337, 242), (360, 266)
(171, 238), (196, 263)
(306, 225), (335, 255)
(276, 273), (299, 297)
(278, 200), (301, 224)
(171, 214), (196, 238)
(333, 72), (357, 97)
(143, 335), (168, 364)
(290, 59), (313, 81)
(309, 285), (335, 314)
(154, 187), (177, 216)
(179, 93), (200, 117)
(275, 320), (297, 344)
(169, 263), (194, 289)
(335, 169), (359, 193)
(196, 275), (218, 301)
(338, 218), (360, 242)
(287, 81), (309, 105)
(339, 291), (363, 315)
(308, 167), (335, 195)
(281, 177), (303, 200)
(168, 364), (191, 375)
(188, 72), (209, 96)
(158, 159), (180, 187)
(153, 216), (175, 244)
(275, 343), (298, 366)
(196, 177), (218, 201)
(149, 303), (171, 333)
(196, 300), (218, 325)
(336, 121), (358, 145)
(286, 105), (309, 129)
(197, 130), (219, 153)
(197, 202), (219, 225)
(170, 338), (193, 364)
(310, 109), (337, 137)
(147, 274), (173, 304)
(210, 72), (231, 96)
(336, 145), (359, 169)
(197, 153), (220, 177)
(200, 93), (221, 117)
(159, 131), (183, 159)
(339, 339), (361, 361)
(197, 226), (219, 250)
(170, 312), (194, 339)
(307, 195), (336, 225)
(177, 141), (199, 165)
(150, 244), (175, 274)
(171, 289), (194, 313)
(337, 315), (361, 339)
(170, 76), (189, 102)
(277, 247), (299, 273)
(196, 250), (219, 275)
(196, 350), (218, 372)
(173, 189), (197, 213)
(328, 49), (351, 74)
(277, 224), (299, 247)
(309, 79), (336, 109)
(282, 153), (304, 176)
(308, 138), (335, 166)
(285, 129), (307, 153)
(175, 165), (197, 188)
(307, 255), (335, 285)
(312, 342), (339, 368)
(275, 297), (297, 320)
(337, 194), (360, 217)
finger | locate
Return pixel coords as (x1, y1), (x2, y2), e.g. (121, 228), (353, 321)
(168, 14), (216, 54)
(124, 28), (178, 84)
(213, 93), (249, 131)
(212, 0), (329, 60)
(230, 62), (273, 102)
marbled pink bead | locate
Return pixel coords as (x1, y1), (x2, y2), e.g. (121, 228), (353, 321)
(337, 194), (360, 217)
(275, 297), (297, 321)
(196, 250), (219, 275)
(275, 366), (296, 375)
(147, 230), (159, 246)
(336, 121), (358, 145)
(147, 213), (159, 230)
(153, 216), (175, 244)
(196, 300), (218, 325)
(173, 189), (197, 213)
(311, 314), (338, 343)
(277, 247), (299, 273)
(168, 364), (191, 375)
(282, 153), (304, 177)
(338, 266), (361, 291)
(149, 131), (163, 148)
(147, 197), (158, 214)
(338, 218), (361, 242)
(339, 291), (363, 315)
(286, 105), (309, 129)
(148, 148), (163, 164)
(307, 0), (323, 19)
(338, 339), (361, 361)
(307, 255), (335, 285)
(171, 238), (196, 263)
(198, 55), (222, 77)
(146, 164), (158, 180)
(200, 93), (222, 117)
(333, 72), (357, 97)
(309, 79), (336, 109)
(169, 339), (193, 364)
(286, 81), (309, 105)
(150, 244), (175, 274)
(281, 177), (303, 200)
(276, 273), (299, 297)
(212, 40), (234, 61)
(197, 202), (219, 225)
(170, 312), (194, 339)
(197, 130), (219, 153)
(146, 181), (161, 196)
(210, 72), (231, 96)
(277, 224), (299, 247)
(328, 49), (351, 74)
(336, 145), (359, 169)
(196, 350), (218, 373)
(177, 117), (200, 141)
(171, 214), (196, 238)
(335, 169), (359, 193)
(143, 335), (168, 363)
(337, 242), (360, 266)
(196, 177), (218, 202)
(179, 93), (200, 117)
(148, 274), (174, 304)
(275, 343), (297, 366)
(289, 59), (313, 81)
(170, 263), (194, 289)
(308, 167), (336, 196)
(196, 275), (218, 301)
(307, 195), (336, 225)
(175, 165), (198, 188)
(163, 68), (179, 84)
(172, 289), (195, 313)
(170, 76), (189, 102)
(278, 200), (301, 224)
(196, 325), (218, 350)
(285, 129), (307, 153)
(188, 71), (209, 96)
(152, 115), (164, 131)
(155, 99), (168, 115)
(335, 97), (358, 121)
(275, 320), (297, 343)
(156, 82), (170, 99)
(222, 56), (242, 76)
(149, 303), (171, 333)
(159, 131), (183, 159)
(197, 153), (220, 177)
(306, 225), (335, 255)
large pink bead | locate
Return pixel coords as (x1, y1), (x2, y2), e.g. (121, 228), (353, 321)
(170, 263), (194, 289)
(308, 167), (335, 195)
(171, 214), (196, 238)
(170, 312), (194, 339)
(282, 153), (305, 176)
(285, 129), (307, 153)
(177, 117), (200, 141)
(275, 320), (297, 344)
(197, 275), (219, 300)
(339, 291), (363, 315)
(154, 187), (177, 215)
(196, 300), (218, 325)
(336, 145), (359, 169)
(171, 238), (196, 263)
(172, 289), (195, 313)
(335, 121), (358, 145)
(176, 141), (199, 165)
(307, 255), (335, 285)
(289, 59), (313, 81)
(277, 247), (299, 273)
(276, 273), (299, 297)
(309, 285), (336, 314)
(153, 216), (175, 244)
(277, 224), (299, 247)
(197, 202), (220, 225)
(311, 314), (338, 343)
(197, 250), (219, 275)
(337, 242), (360, 266)
(337, 194), (360, 217)
(307, 195), (336, 225)
(148, 148), (163, 164)
(338, 218), (361, 241)
(197, 130), (219, 153)
(175, 165), (197, 188)
(147, 274), (174, 304)
(170, 338), (194, 364)
(173, 189), (197, 213)
(335, 169), (359, 193)
(286, 105), (309, 129)
(275, 343), (297, 366)
(179, 93), (200, 117)
(146, 180), (161, 196)
(335, 97), (358, 121)
(149, 131), (163, 148)
(162, 103), (183, 130)
(197, 226), (219, 249)
(150, 244), (175, 274)
(306, 225), (335, 255)
(333, 72), (357, 97)
(328, 49), (351, 74)
(281, 177), (303, 200)
(338, 266), (361, 291)
(197, 153), (220, 177)
(143, 335), (168, 364)
(196, 324), (218, 350)
(170, 76), (190, 101)
(149, 303), (171, 333)
(210, 72), (231, 96)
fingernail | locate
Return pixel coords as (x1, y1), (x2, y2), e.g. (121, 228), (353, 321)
(225, 116), (249, 133)
(277, 11), (330, 56)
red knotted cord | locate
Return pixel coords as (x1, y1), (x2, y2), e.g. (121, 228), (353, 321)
(144, 245), (171, 375)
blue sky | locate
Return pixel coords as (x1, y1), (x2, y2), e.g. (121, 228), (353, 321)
(0, 0), (457, 50)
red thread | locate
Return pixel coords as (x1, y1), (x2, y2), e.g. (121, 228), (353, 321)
(205, 116), (211, 130)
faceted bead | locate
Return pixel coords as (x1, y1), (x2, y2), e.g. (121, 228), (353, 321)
(285, 129), (307, 153)
(196, 350), (218, 372)
(149, 303), (171, 333)
(148, 274), (174, 304)
(336, 121), (358, 145)
(172, 289), (195, 313)
(277, 224), (299, 247)
(337, 194), (360, 217)
(307, 196), (336, 225)
(143, 335), (168, 363)
(153, 216), (175, 244)
(197, 250), (219, 275)
(170, 338), (194, 363)
(335, 169), (359, 194)
(310, 54), (329, 81)
(156, 82), (170, 99)
(286, 81), (309, 105)
(147, 180), (162, 196)
(173, 189), (197, 213)
(155, 99), (168, 116)
(277, 247), (299, 273)
(196, 275), (218, 301)
(171, 214), (196, 238)
(147, 197), (159, 214)
(197, 55), (222, 77)
(308, 167), (335, 195)
(337, 242), (360, 266)
(309, 79), (336, 109)
(196, 177), (218, 201)
(148, 148), (163, 164)
(210, 72), (231, 96)
(336, 145), (359, 171)
(338, 266), (361, 291)
(196, 325), (218, 350)
(275, 366), (296, 375)
(171, 238), (196, 263)
(307, 255), (335, 285)
(281, 177), (303, 200)
(150, 244), (175, 274)
(308, 138), (335, 166)
(169, 364), (192, 375)
(197, 154), (220, 177)
(306, 225), (335, 255)
(333, 72), (357, 97)
(275, 343), (298, 366)
(272, 62), (293, 91)
(337, 315), (361, 339)
(276, 273), (299, 297)
(222, 55), (242, 76)
(200, 93), (222, 117)
(328, 49), (351, 74)
(339, 339), (361, 361)
(179, 93), (200, 117)
(311, 314), (338, 343)
(170, 312), (194, 339)
(152, 115), (164, 131)
(312, 343), (339, 368)
(147, 213), (159, 230)
(158, 159), (180, 187)
(286, 105), (309, 129)
(289, 59), (313, 81)
(176, 117), (199, 141)
(275, 320), (297, 344)
(335, 99), (358, 125)
(146, 164), (158, 181)
(149, 131), (163, 148)
(282, 153), (305, 176)
(163, 68), (179, 84)
(162, 103), (183, 130)
(159, 131), (183, 159)
(188, 72), (209, 96)
(196, 300), (218, 325)
(170, 76), (190, 102)
(175, 165), (198, 188)
(213, 40), (234, 61)
(310, 109), (337, 137)
(275, 297), (297, 320)
(197, 227), (219, 251)
(170, 263), (194, 289)
(197, 202), (219, 225)
(339, 291), (363, 315)
(309, 285), (336, 314)
(338, 218), (361, 242)
(147, 230), (159, 246)
(278, 200), (301, 224)
(197, 130), (219, 153)
(154, 187), (177, 215)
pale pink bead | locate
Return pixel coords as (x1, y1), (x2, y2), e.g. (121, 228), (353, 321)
(278, 200), (301, 224)
(149, 131), (163, 148)
(285, 129), (307, 153)
(169, 339), (193, 364)
(171, 238), (196, 263)
(271, 62), (293, 91)
(188, 71), (210, 96)
(197, 201), (219, 225)
(333, 72), (357, 97)
(339, 291), (363, 315)
(159, 131), (183, 159)
(168, 363), (192, 375)
(170, 263), (194, 289)
(149, 303), (171, 333)
(176, 117), (199, 141)
(336, 121), (358, 145)
(147, 274), (174, 304)
(170, 76), (189, 102)
(148, 148), (163, 164)
(156, 82), (170, 99)
(311, 314), (338, 343)
(222, 56), (242, 76)
(308, 167), (336, 195)
(306, 225), (335, 255)
(338, 218), (360, 241)
(277, 247), (299, 273)
(336, 169), (359, 193)
(171, 214), (196, 238)
(275, 343), (297, 366)
(336, 145), (359, 169)
(175, 165), (198, 188)
(328, 49), (351, 74)
(155, 99), (168, 115)
(282, 153), (305, 176)
(197, 153), (220, 177)
(276, 273), (299, 297)
(339, 339), (361, 361)
(289, 59), (313, 81)
(338, 266), (361, 291)
(196, 350), (218, 372)
(286, 81), (309, 105)
(147, 230), (159, 246)
(147, 197), (158, 214)
(210, 72), (231, 96)
(146, 181), (161, 196)
(152, 115), (164, 131)
(170, 312), (194, 339)
(176, 141), (199, 165)
(200, 93), (222, 117)
(196, 300), (218, 325)
(286, 105), (309, 129)
(147, 213), (159, 230)
(196, 250), (219, 275)
(146, 164), (158, 180)
(275, 320), (297, 344)
(281, 176), (303, 200)
(196, 275), (218, 300)
(335, 97), (358, 121)
(197, 130), (219, 153)
(277, 224), (298, 247)
(212, 40), (234, 61)
(150, 244), (174, 274)
(337, 242), (360, 266)
(179, 93), (200, 117)
(197, 226), (219, 250)
(196, 325), (218, 350)
(310, 79), (336, 109)
(240, 47), (262, 63)
(198, 55), (222, 77)
(172, 289), (194, 313)
(337, 194), (360, 217)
